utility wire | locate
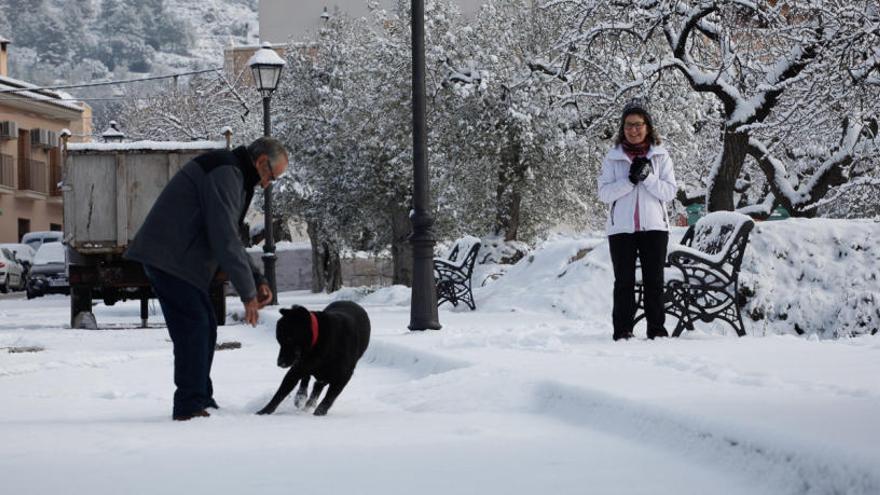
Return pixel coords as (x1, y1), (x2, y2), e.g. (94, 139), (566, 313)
(0, 94), (243, 103)
(0, 67), (223, 95)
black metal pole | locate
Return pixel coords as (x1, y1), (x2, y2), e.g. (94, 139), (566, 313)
(262, 95), (278, 305)
(408, 0), (441, 331)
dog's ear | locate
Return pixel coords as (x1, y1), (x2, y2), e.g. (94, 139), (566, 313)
(279, 305), (309, 319)
(279, 304), (303, 317)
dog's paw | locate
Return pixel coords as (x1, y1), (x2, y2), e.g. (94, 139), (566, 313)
(313, 406), (329, 416)
(256, 407), (275, 415)
(294, 394), (307, 408)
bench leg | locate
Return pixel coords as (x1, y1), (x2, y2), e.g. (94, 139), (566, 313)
(733, 306), (747, 337)
(462, 285), (475, 310)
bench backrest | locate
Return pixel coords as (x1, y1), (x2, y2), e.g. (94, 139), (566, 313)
(443, 237), (481, 276)
(682, 211), (755, 275)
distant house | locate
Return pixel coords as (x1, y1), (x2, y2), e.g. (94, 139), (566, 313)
(0, 36), (92, 243)
(223, 41), (290, 86)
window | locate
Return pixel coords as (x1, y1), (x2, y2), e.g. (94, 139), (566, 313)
(18, 218), (30, 243)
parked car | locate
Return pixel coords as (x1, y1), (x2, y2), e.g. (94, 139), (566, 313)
(0, 247), (26, 293)
(0, 243), (36, 273)
(21, 231), (64, 253)
(26, 242), (69, 299)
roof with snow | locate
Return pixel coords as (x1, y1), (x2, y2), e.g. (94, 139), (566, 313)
(0, 75), (85, 112)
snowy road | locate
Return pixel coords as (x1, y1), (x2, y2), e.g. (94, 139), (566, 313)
(1, 292), (878, 494)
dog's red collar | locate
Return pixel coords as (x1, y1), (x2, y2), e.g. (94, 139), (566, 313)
(309, 311), (319, 348)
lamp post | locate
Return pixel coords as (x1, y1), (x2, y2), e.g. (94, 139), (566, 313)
(248, 42), (286, 305)
(408, 0), (441, 331)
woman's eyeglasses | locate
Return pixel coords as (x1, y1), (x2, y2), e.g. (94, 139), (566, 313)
(624, 122), (646, 130)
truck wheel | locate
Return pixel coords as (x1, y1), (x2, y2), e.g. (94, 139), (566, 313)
(210, 284), (226, 326)
(70, 286), (94, 328)
(0, 274), (7, 293)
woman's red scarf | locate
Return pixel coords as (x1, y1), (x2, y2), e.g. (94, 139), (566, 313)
(622, 140), (650, 159)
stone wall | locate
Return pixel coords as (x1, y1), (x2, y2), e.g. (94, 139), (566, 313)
(246, 248), (393, 292)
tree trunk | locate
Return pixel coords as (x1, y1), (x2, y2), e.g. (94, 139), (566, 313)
(707, 129), (749, 212)
(390, 203), (413, 286)
(307, 220), (342, 293)
(494, 129), (525, 241)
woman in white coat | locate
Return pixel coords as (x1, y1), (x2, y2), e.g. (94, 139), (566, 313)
(597, 99), (677, 341)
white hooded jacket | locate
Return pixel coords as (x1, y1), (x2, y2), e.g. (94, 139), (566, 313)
(597, 144), (677, 236)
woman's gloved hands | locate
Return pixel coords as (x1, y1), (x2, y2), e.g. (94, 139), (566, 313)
(628, 156), (652, 185)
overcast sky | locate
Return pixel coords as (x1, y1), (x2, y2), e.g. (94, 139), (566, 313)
(260, 0), (481, 43)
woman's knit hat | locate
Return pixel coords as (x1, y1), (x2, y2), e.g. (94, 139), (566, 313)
(621, 97), (653, 124)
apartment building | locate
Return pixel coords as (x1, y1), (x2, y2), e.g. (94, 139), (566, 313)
(259, 0), (481, 44)
(0, 37), (92, 243)
(225, 1), (482, 83)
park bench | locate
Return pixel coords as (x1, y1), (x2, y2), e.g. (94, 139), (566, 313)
(434, 236), (481, 310)
(634, 211), (755, 337)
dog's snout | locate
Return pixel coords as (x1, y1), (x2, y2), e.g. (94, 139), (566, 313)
(277, 354), (299, 369)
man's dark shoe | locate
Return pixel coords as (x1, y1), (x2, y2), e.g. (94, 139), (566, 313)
(648, 328), (669, 339)
(613, 332), (634, 341)
(206, 398), (220, 409)
(173, 410), (210, 421)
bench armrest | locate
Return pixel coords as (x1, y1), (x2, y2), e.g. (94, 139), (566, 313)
(667, 249), (734, 289)
(667, 245), (727, 269)
(434, 257), (465, 270)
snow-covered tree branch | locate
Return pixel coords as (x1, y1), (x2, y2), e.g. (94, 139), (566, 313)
(554, 0), (880, 217)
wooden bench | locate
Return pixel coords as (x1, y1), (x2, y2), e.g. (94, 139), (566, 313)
(635, 211), (755, 337)
(434, 236), (481, 310)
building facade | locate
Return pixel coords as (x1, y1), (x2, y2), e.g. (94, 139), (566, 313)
(0, 37), (92, 243)
(259, 0), (481, 44)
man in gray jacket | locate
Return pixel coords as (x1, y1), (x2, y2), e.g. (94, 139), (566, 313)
(125, 137), (289, 420)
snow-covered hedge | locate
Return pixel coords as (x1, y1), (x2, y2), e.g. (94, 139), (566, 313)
(740, 218), (880, 337)
(476, 218), (880, 338)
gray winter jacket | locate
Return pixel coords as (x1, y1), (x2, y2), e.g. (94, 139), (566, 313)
(125, 146), (265, 301)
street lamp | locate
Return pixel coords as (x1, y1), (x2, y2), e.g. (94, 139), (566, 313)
(408, 0), (441, 331)
(248, 41), (286, 305)
(101, 120), (125, 143)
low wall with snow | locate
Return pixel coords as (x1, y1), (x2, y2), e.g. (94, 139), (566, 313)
(244, 245), (393, 292)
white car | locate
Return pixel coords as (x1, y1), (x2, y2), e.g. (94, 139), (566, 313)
(26, 242), (69, 299)
(0, 243), (36, 272)
(0, 247), (26, 293)
(21, 231), (64, 252)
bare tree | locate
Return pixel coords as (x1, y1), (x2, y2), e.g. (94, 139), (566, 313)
(552, 0), (880, 216)
(116, 71), (257, 142)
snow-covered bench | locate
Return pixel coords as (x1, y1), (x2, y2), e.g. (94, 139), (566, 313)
(434, 236), (481, 310)
(635, 211), (755, 337)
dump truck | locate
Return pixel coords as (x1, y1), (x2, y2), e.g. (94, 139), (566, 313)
(63, 139), (231, 328)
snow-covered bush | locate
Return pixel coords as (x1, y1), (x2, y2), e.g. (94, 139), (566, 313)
(740, 218), (880, 337)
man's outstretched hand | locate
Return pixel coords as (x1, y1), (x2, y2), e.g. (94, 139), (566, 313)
(256, 283), (273, 308)
(243, 298), (260, 327)
(243, 284), (273, 327)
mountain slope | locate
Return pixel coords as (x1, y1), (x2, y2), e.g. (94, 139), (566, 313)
(0, 0), (259, 84)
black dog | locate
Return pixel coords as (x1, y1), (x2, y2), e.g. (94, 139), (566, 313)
(257, 301), (370, 416)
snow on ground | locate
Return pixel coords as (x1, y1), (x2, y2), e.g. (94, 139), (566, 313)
(1, 225), (879, 494)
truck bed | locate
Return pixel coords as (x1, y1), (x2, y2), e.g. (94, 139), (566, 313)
(63, 141), (226, 254)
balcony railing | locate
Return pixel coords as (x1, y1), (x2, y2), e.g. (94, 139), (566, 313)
(50, 160), (62, 196)
(18, 158), (48, 194)
(0, 153), (13, 188)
